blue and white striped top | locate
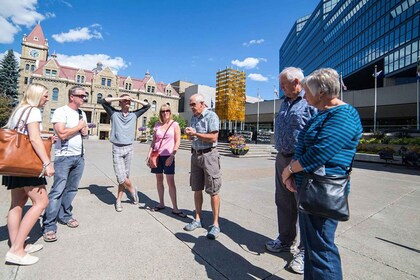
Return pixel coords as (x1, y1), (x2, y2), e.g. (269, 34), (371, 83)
(294, 104), (362, 191)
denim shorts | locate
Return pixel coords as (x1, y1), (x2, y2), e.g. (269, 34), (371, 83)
(151, 155), (175, 174)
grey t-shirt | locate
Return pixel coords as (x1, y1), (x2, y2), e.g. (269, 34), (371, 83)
(101, 100), (150, 145)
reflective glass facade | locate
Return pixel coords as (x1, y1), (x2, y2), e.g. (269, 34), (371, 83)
(280, 0), (420, 90)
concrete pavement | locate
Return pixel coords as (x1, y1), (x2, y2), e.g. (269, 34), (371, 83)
(0, 140), (419, 279)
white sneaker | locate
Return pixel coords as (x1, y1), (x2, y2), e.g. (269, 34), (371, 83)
(289, 250), (304, 274)
(115, 201), (123, 212)
(24, 244), (43, 254)
(5, 252), (39, 265)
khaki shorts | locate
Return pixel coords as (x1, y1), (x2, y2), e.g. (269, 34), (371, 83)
(190, 148), (221, 195)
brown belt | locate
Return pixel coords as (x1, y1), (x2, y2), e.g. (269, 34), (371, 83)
(191, 147), (214, 154)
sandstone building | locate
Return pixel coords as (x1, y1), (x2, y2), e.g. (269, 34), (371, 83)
(18, 23), (179, 139)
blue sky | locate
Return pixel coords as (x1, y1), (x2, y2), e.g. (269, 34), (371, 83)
(0, 0), (320, 100)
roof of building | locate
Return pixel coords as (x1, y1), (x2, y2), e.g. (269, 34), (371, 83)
(26, 23), (47, 46)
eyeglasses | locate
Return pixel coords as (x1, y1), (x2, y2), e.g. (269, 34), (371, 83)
(160, 110), (171, 113)
(189, 103), (196, 107)
(72, 94), (87, 99)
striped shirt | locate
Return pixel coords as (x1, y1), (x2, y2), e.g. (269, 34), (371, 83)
(294, 104), (362, 191)
(190, 108), (220, 150)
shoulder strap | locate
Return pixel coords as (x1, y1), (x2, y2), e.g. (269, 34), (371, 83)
(14, 106), (35, 132)
(156, 121), (174, 150)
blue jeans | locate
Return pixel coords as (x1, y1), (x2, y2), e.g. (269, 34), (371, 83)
(300, 212), (342, 280)
(43, 156), (85, 233)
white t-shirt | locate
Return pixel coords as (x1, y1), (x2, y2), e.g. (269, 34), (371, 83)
(9, 106), (43, 134)
(52, 105), (87, 157)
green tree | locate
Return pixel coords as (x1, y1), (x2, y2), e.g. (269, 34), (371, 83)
(146, 113), (187, 135)
(0, 95), (13, 127)
(0, 49), (19, 105)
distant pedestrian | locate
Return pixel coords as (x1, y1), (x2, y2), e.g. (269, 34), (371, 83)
(3, 84), (54, 265)
(43, 86), (88, 242)
(100, 94), (150, 212)
(266, 67), (316, 274)
(282, 68), (362, 279)
(147, 104), (186, 218)
(184, 93), (221, 239)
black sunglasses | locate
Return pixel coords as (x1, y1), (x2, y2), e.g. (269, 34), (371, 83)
(72, 94), (87, 99)
(160, 110), (171, 113)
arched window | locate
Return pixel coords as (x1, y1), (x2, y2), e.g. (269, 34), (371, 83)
(25, 64), (29, 71)
(97, 93), (103, 104)
(52, 88), (59, 101)
(30, 65), (35, 72)
(152, 101), (157, 112)
(85, 92), (89, 102)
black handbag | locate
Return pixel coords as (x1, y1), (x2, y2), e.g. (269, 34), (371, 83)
(298, 173), (350, 221)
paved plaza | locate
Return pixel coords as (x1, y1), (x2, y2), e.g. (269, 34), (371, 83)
(0, 140), (419, 280)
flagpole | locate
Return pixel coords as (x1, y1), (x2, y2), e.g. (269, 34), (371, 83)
(257, 89), (260, 136)
(374, 65), (378, 132)
(417, 55), (420, 130)
(256, 89), (260, 144)
(340, 72), (343, 101)
(273, 86), (277, 130)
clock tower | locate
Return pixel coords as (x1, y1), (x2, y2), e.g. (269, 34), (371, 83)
(18, 22), (49, 96)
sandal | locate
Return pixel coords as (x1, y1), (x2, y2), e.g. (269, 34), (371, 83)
(151, 205), (165, 211)
(172, 211), (187, 218)
(43, 231), (57, 242)
(66, 218), (79, 228)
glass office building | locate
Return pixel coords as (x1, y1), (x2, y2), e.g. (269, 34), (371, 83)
(280, 0), (420, 90)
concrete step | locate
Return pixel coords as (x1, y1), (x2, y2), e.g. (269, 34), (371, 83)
(179, 140), (275, 158)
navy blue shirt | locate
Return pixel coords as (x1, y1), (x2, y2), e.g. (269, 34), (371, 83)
(274, 90), (317, 154)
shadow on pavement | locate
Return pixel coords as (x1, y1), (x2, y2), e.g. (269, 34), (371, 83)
(79, 184), (117, 205)
(176, 232), (286, 280)
(354, 161), (420, 175)
(174, 210), (290, 280)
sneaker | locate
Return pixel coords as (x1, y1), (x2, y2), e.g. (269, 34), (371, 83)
(288, 250), (304, 274)
(183, 219), (202, 231)
(265, 238), (293, 253)
(133, 188), (139, 204)
(24, 244), (43, 254)
(5, 251), (39, 266)
(207, 225), (220, 239)
(115, 201), (123, 212)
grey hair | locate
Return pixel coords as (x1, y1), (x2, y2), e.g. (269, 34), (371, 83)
(279, 67), (304, 82)
(192, 93), (205, 103)
(68, 85), (86, 100)
(301, 68), (340, 98)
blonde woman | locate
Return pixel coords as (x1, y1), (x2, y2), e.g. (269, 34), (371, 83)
(2, 84), (54, 265)
(147, 104), (185, 218)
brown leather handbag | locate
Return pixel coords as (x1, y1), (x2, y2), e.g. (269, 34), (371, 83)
(0, 106), (53, 177)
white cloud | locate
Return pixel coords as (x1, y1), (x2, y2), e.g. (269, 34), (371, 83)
(248, 73), (268, 82)
(0, 0), (46, 43)
(243, 39), (265, 47)
(45, 12), (56, 19)
(52, 25), (103, 43)
(60, 0), (73, 8)
(231, 57), (266, 69)
(0, 50), (21, 63)
(56, 53), (128, 74)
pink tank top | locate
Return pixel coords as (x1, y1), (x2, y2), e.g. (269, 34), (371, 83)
(153, 121), (179, 156)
